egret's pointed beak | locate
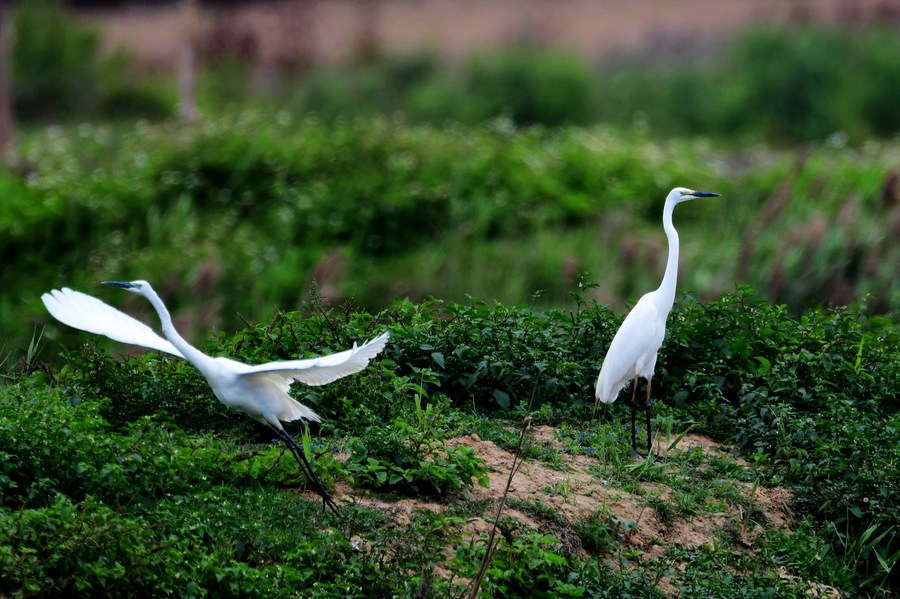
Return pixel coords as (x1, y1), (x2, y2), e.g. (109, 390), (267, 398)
(692, 191), (720, 198)
(102, 281), (135, 289)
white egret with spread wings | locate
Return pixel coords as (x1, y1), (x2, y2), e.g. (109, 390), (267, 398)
(42, 280), (390, 513)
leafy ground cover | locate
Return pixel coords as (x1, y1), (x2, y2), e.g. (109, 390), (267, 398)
(1, 289), (896, 596)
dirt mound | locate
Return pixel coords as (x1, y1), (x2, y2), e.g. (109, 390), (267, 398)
(322, 424), (793, 561)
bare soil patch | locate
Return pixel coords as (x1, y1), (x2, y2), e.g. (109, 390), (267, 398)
(313, 424), (793, 562)
(282, 420), (820, 596)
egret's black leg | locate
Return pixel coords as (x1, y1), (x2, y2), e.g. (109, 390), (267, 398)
(268, 425), (339, 515)
(629, 377), (639, 453)
(645, 379), (653, 456)
(283, 432), (338, 515)
(275, 429), (332, 508)
(278, 429), (338, 515)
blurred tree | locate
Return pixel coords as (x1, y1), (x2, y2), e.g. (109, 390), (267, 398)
(354, 0), (383, 62)
(11, 0), (101, 119)
(0, 0), (14, 160)
(281, 0), (316, 70)
(178, 0), (198, 123)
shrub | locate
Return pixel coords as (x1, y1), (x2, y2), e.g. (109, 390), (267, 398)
(255, 26), (900, 140)
(0, 495), (181, 596)
(455, 533), (584, 597)
(1, 286), (898, 594)
(661, 289), (899, 588)
(457, 48), (597, 126)
(11, 0), (173, 122)
(9, 115), (712, 355)
(12, 0), (101, 120)
(593, 26), (900, 142)
(57, 343), (240, 431)
(719, 27), (844, 141)
(344, 393), (489, 495)
(385, 295), (613, 411)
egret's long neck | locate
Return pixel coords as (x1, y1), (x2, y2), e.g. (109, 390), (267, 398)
(656, 198), (680, 310)
(144, 289), (212, 368)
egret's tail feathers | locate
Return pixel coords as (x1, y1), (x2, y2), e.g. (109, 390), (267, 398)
(595, 388), (619, 405)
(282, 398), (322, 423)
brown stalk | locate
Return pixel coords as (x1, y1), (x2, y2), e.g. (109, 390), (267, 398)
(467, 416), (531, 599)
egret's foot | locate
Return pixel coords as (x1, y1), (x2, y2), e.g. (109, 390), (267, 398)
(630, 447), (667, 463)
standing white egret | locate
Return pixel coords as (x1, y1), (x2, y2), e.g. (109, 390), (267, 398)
(594, 187), (720, 455)
(42, 280), (391, 514)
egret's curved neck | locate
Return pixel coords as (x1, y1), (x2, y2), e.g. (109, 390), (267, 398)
(657, 198), (680, 309)
(144, 289), (212, 369)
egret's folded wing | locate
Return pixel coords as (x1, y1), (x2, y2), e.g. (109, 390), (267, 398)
(239, 331), (390, 386)
(595, 297), (665, 403)
(41, 288), (184, 357)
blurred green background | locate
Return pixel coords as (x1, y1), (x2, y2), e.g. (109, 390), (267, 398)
(2, 0), (899, 360)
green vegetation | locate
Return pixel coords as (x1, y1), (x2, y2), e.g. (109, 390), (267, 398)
(1, 288), (897, 596)
(3, 114), (899, 359)
(12, 0), (174, 121)
(591, 26), (900, 143)
(278, 27), (900, 143)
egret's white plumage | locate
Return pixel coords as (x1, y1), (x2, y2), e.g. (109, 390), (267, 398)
(42, 280), (390, 513)
(594, 296), (667, 406)
(42, 288), (182, 356)
(594, 187), (720, 453)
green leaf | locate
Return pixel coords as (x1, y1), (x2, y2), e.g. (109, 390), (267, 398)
(754, 356), (772, 374)
(492, 389), (511, 409)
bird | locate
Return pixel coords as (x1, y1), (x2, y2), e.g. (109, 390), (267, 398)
(41, 280), (391, 514)
(594, 187), (720, 455)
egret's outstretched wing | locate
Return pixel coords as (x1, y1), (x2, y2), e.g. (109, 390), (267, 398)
(41, 287), (184, 357)
(238, 331), (390, 386)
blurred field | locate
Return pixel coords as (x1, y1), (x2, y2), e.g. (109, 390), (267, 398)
(3, 1), (899, 357)
(85, 0), (900, 71)
(4, 115), (898, 362)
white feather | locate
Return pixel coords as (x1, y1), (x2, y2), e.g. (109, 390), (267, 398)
(237, 332), (390, 386)
(41, 288), (183, 357)
(41, 280), (388, 513)
(592, 187), (721, 453)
